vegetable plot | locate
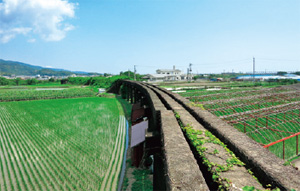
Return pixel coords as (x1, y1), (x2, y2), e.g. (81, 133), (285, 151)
(179, 87), (300, 160)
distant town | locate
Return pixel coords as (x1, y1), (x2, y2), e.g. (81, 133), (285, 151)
(1, 59), (300, 83)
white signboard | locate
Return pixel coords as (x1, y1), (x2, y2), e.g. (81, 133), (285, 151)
(130, 121), (148, 147)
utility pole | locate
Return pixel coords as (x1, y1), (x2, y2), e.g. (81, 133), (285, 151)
(189, 63), (192, 81)
(187, 68), (189, 81)
(253, 57), (255, 82)
(134, 65), (136, 81)
(128, 69), (130, 77)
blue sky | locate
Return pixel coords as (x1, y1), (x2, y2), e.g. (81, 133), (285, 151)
(0, 0), (299, 74)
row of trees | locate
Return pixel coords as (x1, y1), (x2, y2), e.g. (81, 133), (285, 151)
(0, 71), (145, 87)
(277, 71), (300, 76)
(0, 77), (45, 86)
(65, 76), (130, 88)
(65, 72), (144, 88)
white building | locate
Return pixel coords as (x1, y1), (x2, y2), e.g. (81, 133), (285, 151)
(236, 74), (300, 81)
(143, 66), (193, 82)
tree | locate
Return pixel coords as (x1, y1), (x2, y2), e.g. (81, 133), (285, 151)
(277, 71), (287, 76)
(26, 78), (38, 85)
(15, 78), (21, 85)
(0, 77), (9, 85)
(103, 73), (111, 77)
(61, 79), (68, 84)
(49, 78), (55, 82)
(120, 71), (134, 78)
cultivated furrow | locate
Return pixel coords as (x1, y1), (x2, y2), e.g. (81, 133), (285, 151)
(2, 106), (82, 190)
(100, 115), (125, 191)
(0, 111), (26, 191)
(15, 112), (107, 190)
(0, 108), (36, 191)
(0, 115), (11, 191)
(0, 108), (62, 191)
(111, 116), (126, 191)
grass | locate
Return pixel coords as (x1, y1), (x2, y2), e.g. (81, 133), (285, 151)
(0, 97), (125, 190)
(288, 154), (300, 162)
(131, 169), (152, 191)
(116, 95), (132, 124)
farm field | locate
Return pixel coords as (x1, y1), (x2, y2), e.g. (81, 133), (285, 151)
(177, 85), (300, 160)
(158, 80), (289, 89)
(0, 86), (95, 102)
(0, 97), (126, 191)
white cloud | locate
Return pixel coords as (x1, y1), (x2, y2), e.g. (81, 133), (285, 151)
(0, 27), (31, 43)
(0, 0), (77, 43)
(0, 34), (15, 43)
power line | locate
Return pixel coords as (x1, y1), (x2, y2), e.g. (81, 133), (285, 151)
(256, 58), (300, 62)
(191, 58), (252, 66)
(133, 59), (253, 69)
(136, 65), (186, 68)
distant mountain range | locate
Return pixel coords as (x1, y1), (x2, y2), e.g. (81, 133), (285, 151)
(0, 59), (100, 76)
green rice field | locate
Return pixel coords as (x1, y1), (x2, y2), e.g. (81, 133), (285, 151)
(0, 97), (126, 190)
(0, 87), (95, 102)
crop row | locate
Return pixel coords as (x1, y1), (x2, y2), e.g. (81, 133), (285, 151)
(177, 87), (259, 97)
(0, 97), (124, 190)
(230, 110), (300, 143)
(100, 115), (126, 191)
(205, 95), (300, 117)
(188, 87), (291, 102)
(0, 88), (95, 102)
(183, 86), (300, 159)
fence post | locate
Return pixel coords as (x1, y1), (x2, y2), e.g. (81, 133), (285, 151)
(292, 110), (294, 119)
(283, 140), (285, 160)
(297, 135), (299, 156)
(256, 117), (258, 128)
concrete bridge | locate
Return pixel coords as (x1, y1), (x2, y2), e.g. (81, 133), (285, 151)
(108, 80), (300, 191)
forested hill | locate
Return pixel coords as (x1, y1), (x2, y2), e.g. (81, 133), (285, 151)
(0, 59), (99, 76)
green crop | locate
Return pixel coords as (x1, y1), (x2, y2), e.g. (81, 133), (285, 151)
(179, 85), (300, 160)
(0, 97), (126, 190)
(0, 87), (95, 102)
